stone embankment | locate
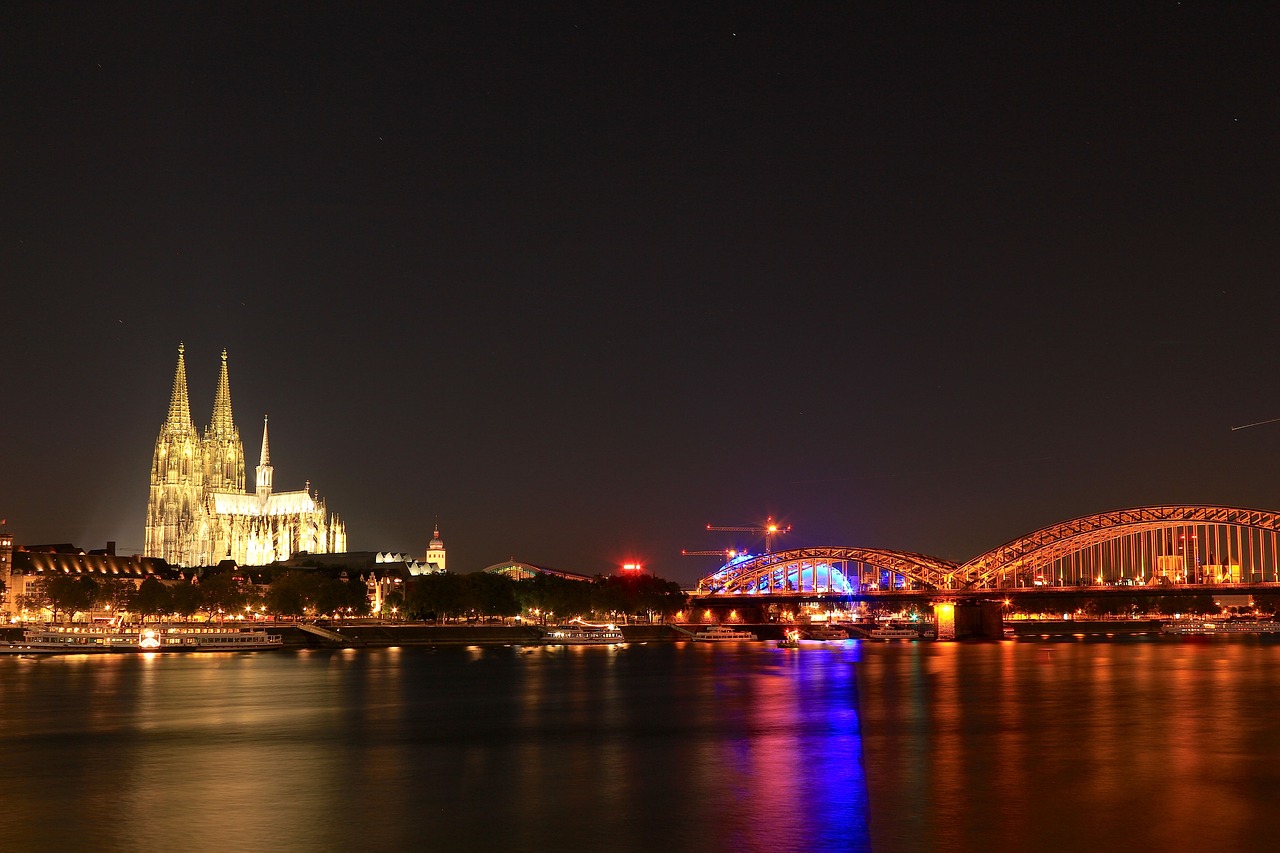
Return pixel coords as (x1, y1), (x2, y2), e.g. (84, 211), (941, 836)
(285, 622), (694, 648)
(1004, 619), (1164, 637)
(0, 622), (697, 648)
(6, 621), (986, 648)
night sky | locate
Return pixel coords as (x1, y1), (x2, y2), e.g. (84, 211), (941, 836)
(6, 3), (1280, 584)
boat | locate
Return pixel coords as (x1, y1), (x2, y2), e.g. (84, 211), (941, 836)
(543, 625), (626, 645)
(136, 624), (284, 651)
(802, 625), (848, 641)
(868, 626), (918, 640)
(777, 629), (801, 649)
(1160, 619), (1280, 636)
(693, 625), (759, 641)
(0, 623), (284, 653)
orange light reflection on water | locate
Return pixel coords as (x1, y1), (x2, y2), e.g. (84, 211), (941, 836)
(859, 638), (1280, 852)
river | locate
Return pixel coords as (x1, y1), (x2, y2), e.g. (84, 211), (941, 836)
(0, 637), (1274, 852)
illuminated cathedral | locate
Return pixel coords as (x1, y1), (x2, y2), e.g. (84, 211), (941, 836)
(144, 344), (347, 567)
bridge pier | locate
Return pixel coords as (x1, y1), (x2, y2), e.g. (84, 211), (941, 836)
(686, 602), (771, 625)
(933, 600), (1004, 640)
(934, 602), (955, 640)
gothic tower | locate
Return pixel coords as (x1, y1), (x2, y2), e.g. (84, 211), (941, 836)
(144, 344), (210, 566)
(144, 345), (347, 567)
(255, 416), (273, 497)
(202, 349), (246, 494)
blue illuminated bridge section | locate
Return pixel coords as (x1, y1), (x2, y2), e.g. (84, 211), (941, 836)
(694, 505), (1280, 594)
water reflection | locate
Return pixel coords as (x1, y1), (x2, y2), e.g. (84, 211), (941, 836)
(0, 644), (871, 853)
(858, 637), (1280, 852)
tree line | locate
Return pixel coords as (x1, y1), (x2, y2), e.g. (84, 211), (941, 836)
(16, 569), (688, 624)
(17, 572), (371, 622)
(404, 571), (687, 623)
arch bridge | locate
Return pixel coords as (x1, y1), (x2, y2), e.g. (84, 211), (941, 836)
(959, 504), (1280, 589)
(694, 505), (1280, 595)
(696, 547), (959, 595)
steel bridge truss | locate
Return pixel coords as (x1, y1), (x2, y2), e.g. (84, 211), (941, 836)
(693, 506), (1280, 594)
(697, 547), (961, 595)
(958, 505), (1280, 588)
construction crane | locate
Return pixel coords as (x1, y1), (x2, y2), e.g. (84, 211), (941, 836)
(705, 515), (792, 553)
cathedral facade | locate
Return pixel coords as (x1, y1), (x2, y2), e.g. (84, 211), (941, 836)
(144, 345), (347, 567)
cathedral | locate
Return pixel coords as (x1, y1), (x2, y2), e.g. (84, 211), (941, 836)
(144, 344), (347, 567)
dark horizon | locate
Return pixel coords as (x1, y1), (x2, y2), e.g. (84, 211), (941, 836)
(6, 3), (1280, 584)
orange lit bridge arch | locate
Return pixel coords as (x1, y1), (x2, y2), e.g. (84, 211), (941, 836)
(696, 547), (960, 595)
(957, 504), (1280, 588)
(692, 505), (1280, 595)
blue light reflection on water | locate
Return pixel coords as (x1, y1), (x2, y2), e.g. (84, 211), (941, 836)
(0, 642), (871, 853)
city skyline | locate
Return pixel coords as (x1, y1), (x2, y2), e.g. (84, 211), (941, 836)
(6, 4), (1280, 584)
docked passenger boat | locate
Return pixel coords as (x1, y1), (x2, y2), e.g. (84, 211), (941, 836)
(868, 626), (919, 640)
(0, 623), (284, 653)
(802, 625), (848, 641)
(1160, 619), (1280, 636)
(543, 625), (626, 645)
(693, 625), (759, 642)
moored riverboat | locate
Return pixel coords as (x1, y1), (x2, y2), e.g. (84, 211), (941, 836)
(0, 623), (283, 653)
(868, 626), (919, 640)
(802, 625), (849, 641)
(693, 625), (759, 642)
(1160, 619), (1280, 636)
(543, 625), (626, 645)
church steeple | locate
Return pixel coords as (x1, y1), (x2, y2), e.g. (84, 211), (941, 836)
(147, 342), (206, 567)
(209, 349), (235, 435)
(425, 519), (446, 572)
(256, 416), (273, 496)
(259, 416), (270, 466)
(166, 343), (193, 427)
(202, 348), (246, 494)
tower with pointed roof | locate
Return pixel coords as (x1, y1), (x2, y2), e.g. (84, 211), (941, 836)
(425, 521), (446, 572)
(145, 345), (347, 567)
(255, 416), (273, 498)
(203, 349), (246, 494)
(144, 344), (210, 567)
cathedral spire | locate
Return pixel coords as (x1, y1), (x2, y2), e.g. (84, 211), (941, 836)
(202, 347), (246, 494)
(259, 415), (271, 466)
(166, 343), (193, 427)
(210, 349), (235, 434)
(256, 415), (273, 496)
